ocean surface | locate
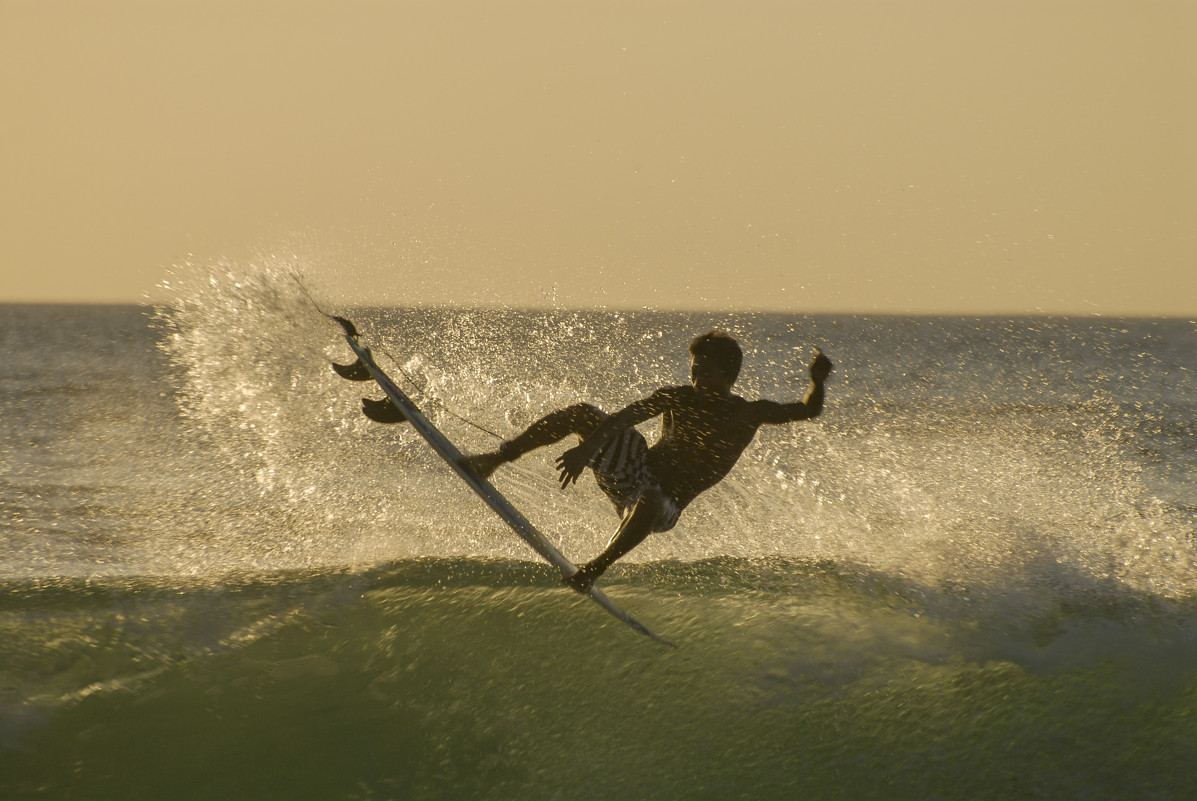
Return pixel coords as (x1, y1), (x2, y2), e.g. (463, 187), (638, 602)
(3, 267), (1196, 799)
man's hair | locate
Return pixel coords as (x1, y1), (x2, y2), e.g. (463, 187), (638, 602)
(689, 330), (742, 380)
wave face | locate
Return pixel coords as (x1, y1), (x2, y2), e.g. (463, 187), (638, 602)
(2, 265), (1196, 798)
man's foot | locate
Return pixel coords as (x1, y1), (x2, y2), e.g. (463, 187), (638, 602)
(564, 564), (600, 593)
(459, 451), (506, 480)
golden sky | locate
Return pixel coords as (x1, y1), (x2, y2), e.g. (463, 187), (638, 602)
(2, 0), (1193, 314)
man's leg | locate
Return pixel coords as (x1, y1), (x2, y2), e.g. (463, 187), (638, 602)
(461, 403), (605, 479)
(565, 487), (667, 592)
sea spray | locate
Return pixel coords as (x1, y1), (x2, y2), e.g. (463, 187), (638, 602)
(5, 270), (1196, 799)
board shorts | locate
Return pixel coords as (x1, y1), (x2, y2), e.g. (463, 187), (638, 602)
(589, 426), (681, 533)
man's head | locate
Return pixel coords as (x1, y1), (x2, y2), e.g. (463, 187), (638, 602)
(689, 330), (742, 392)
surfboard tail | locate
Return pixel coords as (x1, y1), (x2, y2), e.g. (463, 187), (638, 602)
(329, 315), (374, 380)
(332, 316), (359, 337)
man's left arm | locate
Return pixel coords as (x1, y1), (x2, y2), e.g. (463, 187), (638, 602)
(752, 349), (832, 425)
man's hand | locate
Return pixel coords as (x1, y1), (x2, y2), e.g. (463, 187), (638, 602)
(810, 348), (834, 384)
(555, 444), (591, 489)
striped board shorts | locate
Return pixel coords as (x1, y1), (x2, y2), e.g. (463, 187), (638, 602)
(588, 427), (681, 532)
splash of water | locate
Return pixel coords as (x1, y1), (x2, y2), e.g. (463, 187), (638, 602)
(151, 263), (1197, 612)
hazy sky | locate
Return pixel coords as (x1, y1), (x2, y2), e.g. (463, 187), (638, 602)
(2, 0), (1193, 314)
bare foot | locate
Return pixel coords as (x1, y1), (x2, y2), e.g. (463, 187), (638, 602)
(564, 564), (599, 593)
(459, 451), (506, 480)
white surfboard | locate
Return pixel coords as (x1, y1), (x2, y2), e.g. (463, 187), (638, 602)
(333, 319), (672, 646)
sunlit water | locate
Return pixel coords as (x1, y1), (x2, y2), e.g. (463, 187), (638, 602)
(2, 262), (1195, 799)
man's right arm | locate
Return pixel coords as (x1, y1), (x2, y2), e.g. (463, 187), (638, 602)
(554, 388), (675, 487)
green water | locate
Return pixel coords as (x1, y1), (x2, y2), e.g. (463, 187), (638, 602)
(5, 559), (1195, 800)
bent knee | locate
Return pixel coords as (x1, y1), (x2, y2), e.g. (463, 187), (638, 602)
(563, 402), (603, 417)
(638, 487), (681, 532)
(565, 403), (608, 436)
(636, 486), (668, 515)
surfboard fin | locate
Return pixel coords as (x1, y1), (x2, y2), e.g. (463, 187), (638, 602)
(332, 315), (359, 337)
(361, 396), (408, 424)
(333, 359), (373, 381)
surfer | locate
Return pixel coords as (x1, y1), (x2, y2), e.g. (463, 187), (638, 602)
(461, 331), (833, 592)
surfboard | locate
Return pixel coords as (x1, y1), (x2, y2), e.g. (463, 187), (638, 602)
(331, 318), (673, 646)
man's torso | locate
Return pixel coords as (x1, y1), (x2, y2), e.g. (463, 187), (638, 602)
(647, 386), (765, 507)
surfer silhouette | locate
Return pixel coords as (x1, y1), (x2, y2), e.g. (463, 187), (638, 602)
(461, 331), (833, 592)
